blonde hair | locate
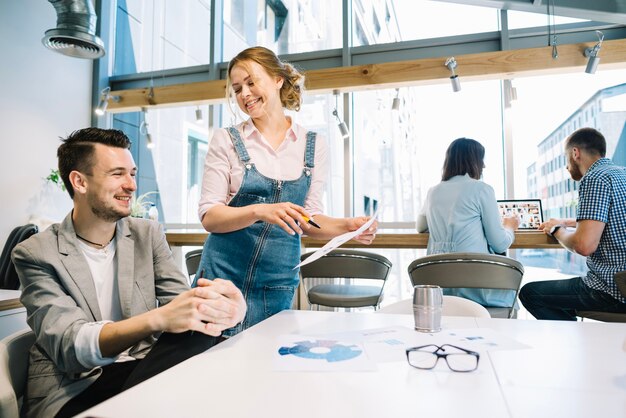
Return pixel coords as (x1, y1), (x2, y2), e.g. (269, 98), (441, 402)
(226, 46), (304, 111)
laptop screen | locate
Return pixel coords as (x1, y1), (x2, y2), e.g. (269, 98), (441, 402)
(497, 199), (544, 230)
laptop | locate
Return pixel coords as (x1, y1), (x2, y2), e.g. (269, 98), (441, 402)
(497, 199), (544, 230)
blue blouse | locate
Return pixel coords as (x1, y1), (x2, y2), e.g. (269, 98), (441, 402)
(417, 174), (516, 308)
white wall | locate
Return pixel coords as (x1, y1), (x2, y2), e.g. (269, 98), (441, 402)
(0, 0), (92, 244)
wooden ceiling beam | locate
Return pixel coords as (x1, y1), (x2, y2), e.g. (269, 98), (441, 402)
(106, 38), (626, 113)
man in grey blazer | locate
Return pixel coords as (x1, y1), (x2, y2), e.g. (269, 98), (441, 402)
(12, 128), (247, 418)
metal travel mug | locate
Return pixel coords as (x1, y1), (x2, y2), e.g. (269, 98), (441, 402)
(413, 285), (443, 332)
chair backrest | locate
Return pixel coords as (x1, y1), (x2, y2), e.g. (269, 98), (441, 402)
(377, 295), (491, 318)
(575, 270), (626, 322)
(185, 249), (203, 280)
(1, 225), (38, 290)
(299, 249), (392, 308)
(300, 249), (392, 281)
(0, 329), (35, 418)
(615, 271), (626, 297)
(407, 252), (524, 318)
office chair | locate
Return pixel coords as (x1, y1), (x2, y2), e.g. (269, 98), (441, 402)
(407, 252), (524, 319)
(0, 329), (35, 418)
(299, 249), (392, 310)
(185, 249), (203, 283)
(575, 271), (626, 322)
(0, 224), (38, 290)
(377, 295), (491, 318)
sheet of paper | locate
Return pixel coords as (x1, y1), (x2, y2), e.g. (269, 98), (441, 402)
(311, 326), (530, 363)
(272, 327), (529, 371)
(273, 334), (377, 372)
(405, 328), (531, 352)
(294, 209), (379, 269)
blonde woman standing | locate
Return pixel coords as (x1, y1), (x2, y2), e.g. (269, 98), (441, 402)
(196, 46), (377, 335)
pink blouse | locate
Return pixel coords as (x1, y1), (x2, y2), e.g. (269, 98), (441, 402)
(198, 118), (329, 221)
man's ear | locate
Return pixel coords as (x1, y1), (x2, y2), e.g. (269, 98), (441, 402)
(69, 171), (87, 195)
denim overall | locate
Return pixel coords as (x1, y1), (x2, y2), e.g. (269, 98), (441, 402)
(195, 126), (316, 336)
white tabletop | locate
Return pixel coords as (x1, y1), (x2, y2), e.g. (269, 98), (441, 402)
(79, 311), (626, 418)
(0, 289), (22, 311)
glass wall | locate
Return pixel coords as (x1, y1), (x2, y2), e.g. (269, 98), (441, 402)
(104, 0), (626, 309)
(114, 0), (212, 75)
(130, 105), (210, 224)
(507, 10), (587, 30)
(222, 0), (342, 61)
(510, 69), (626, 280)
(353, 80), (504, 224)
(353, 0), (498, 46)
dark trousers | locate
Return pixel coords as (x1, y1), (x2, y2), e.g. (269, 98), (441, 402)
(519, 277), (626, 320)
(56, 331), (223, 418)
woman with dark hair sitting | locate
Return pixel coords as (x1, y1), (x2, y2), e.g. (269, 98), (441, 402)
(417, 137), (520, 308)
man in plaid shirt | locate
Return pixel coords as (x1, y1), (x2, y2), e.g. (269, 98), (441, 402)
(520, 127), (626, 320)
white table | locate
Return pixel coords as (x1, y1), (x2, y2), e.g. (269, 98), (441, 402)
(0, 289), (27, 340)
(79, 311), (626, 418)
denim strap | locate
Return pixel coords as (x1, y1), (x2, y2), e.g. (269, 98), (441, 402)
(226, 126), (251, 163)
(304, 131), (316, 169)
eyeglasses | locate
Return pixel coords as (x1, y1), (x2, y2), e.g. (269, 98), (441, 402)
(406, 344), (480, 372)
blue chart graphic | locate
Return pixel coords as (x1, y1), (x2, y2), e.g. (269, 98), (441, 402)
(278, 340), (363, 363)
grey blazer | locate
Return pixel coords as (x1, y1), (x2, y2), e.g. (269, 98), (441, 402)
(11, 213), (190, 418)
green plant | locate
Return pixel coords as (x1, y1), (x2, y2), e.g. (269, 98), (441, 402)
(45, 169), (66, 191)
(131, 191), (158, 218)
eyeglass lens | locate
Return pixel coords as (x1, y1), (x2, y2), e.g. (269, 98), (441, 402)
(407, 346), (478, 372)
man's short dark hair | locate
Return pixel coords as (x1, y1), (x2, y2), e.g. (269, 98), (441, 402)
(57, 128), (132, 198)
(442, 137), (485, 181)
(565, 127), (606, 158)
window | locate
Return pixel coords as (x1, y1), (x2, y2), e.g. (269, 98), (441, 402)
(512, 69), (626, 280)
(357, 0), (498, 46)
(507, 10), (587, 30)
(222, 0), (342, 61)
(187, 131), (209, 222)
(114, 0), (212, 75)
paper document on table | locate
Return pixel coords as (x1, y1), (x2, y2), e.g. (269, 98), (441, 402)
(274, 334), (376, 372)
(294, 210), (379, 269)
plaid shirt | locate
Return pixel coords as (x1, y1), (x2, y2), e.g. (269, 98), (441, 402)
(577, 158), (626, 302)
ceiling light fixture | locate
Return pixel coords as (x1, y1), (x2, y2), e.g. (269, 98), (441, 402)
(584, 30), (604, 74)
(391, 89), (400, 111)
(332, 90), (350, 139)
(503, 80), (518, 108)
(445, 57), (461, 92)
(195, 106), (204, 124)
(94, 86), (120, 116)
(140, 108), (154, 150)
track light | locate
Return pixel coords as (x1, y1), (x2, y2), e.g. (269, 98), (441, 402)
(503, 80), (517, 109)
(445, 57), (461, 92)
(335, 114), (350, 139)
(584, 30), (604, 74)
(332, 90), (350, 139)
(140, 109), (154, 150)
(195, 107), (204, 124)
(391, 89), (400, 111)
(146, 132), (154, 149)
(94, 86), (120, 115)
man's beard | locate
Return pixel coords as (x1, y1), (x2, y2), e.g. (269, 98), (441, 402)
(568, 160), (583, 181)
(89, 195), (129, 222)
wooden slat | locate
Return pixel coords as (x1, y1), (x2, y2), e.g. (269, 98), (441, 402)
(165, 231), (560, 249)
(106, 39), (626, 113)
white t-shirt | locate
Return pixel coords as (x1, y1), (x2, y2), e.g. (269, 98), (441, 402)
(74, 238), (135, 367)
